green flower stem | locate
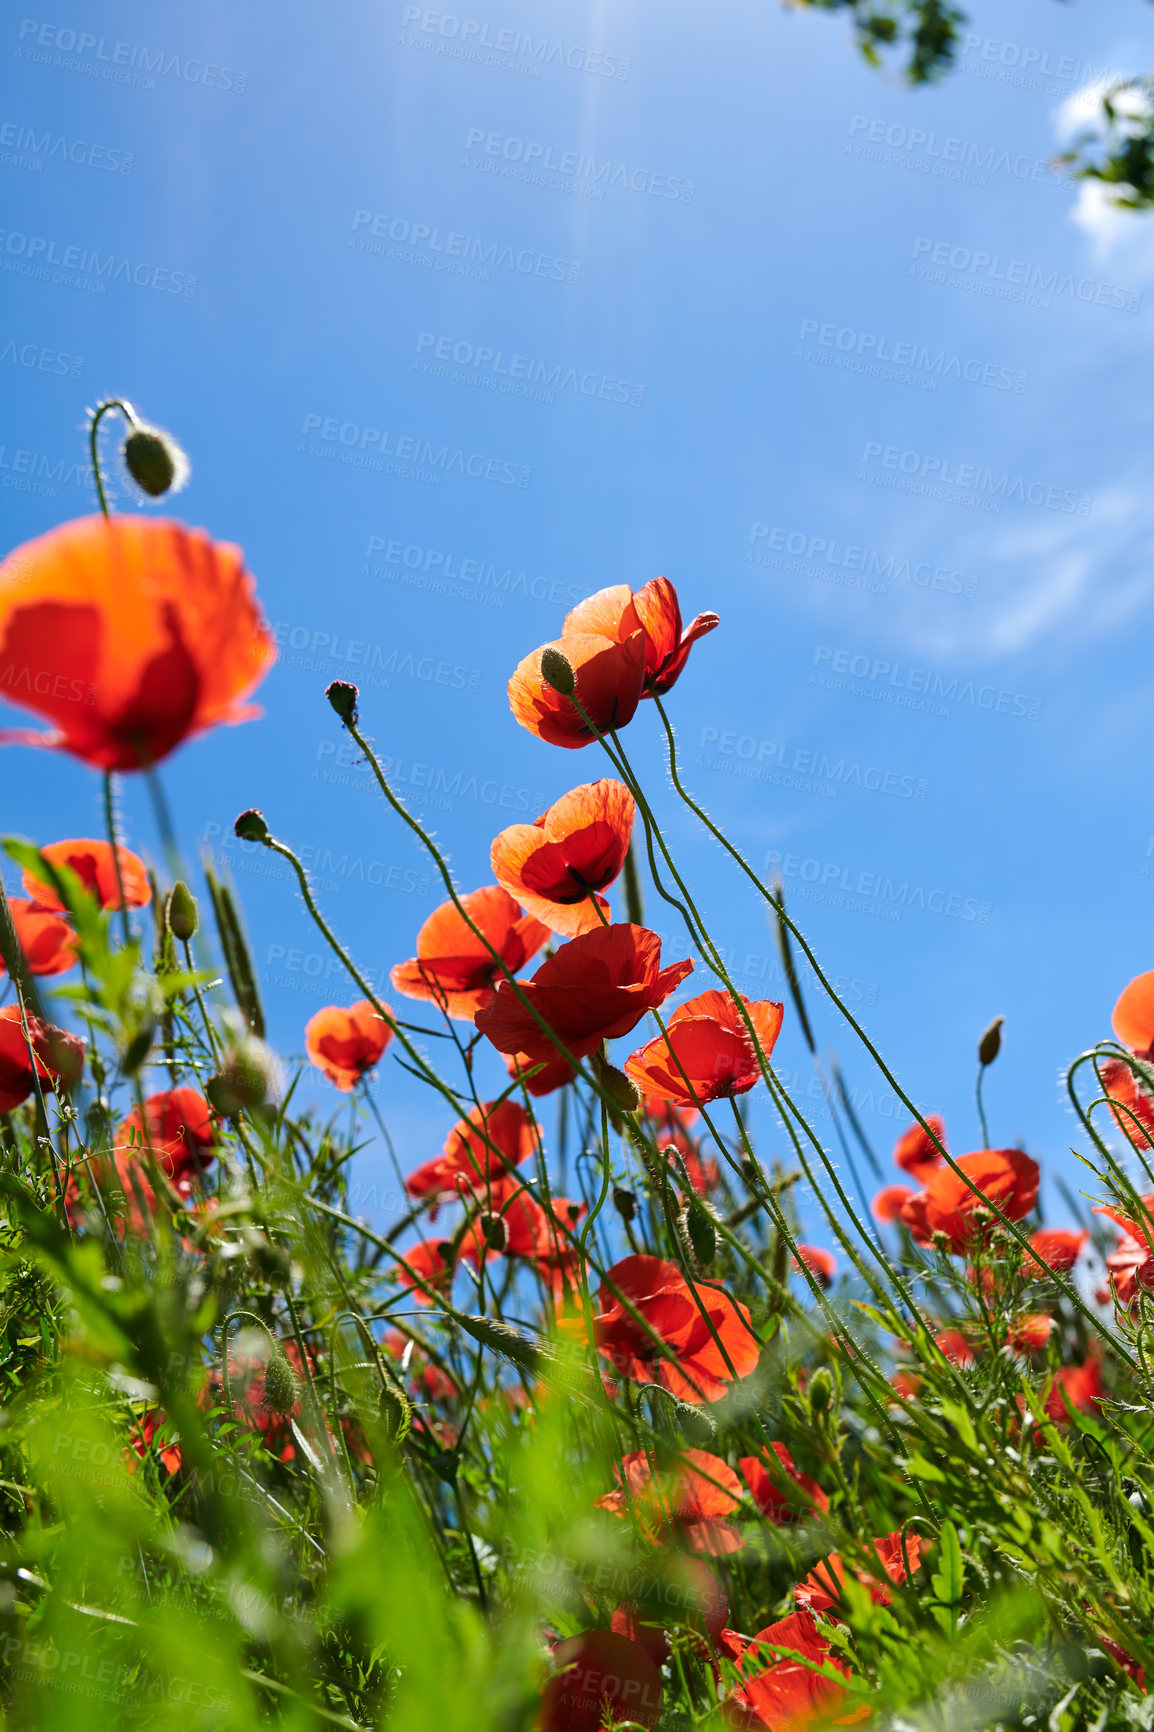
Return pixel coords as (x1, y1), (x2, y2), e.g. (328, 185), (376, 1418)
(87, 397), (137, 518)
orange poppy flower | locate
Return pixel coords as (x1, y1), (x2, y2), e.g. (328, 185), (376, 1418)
(1099, 1058), (1154, 1149)
(566, 577), (719, 698)
(1023, 1228), (1087, 1276)
(1112, 971), (1154, 1058)
(0, 515), (275, 770)
(892, 1114), (946, 1181)
(624, 990), (783, 1107)
(1007, 1313), (1054, 1354)
(0, 1003), (83, 1112)
(739, 1442), (828, 1523)
(305, 1000), (393, 1091)
(594, 1254), (759, 1404)
(391, 886), (549, 1020)
(508, 626), (646, 751)
(872, 1183), (914, 1223)
(934, 1329), (975, 1366)
(539, 1628), (664, 1732)
(125, 1408), (182, 1478)
(792, 1246), (836, 1287)
(490, 779), (635, 937)
(1042, 1352), (1103, 1422)
(22, 838), (151, 911)
(795, 1531), (924, 1616)
(900, 1148), (1039, 1253)
(595, 1446), (745, 1555)
(395, 1237), (455, 1304)
(405, 1099), (541, 1201)
(119, 1087), (216, 1189)
(477, 923), (693, 1068)
(723, 1608), (859, 1731)
(1, 897), (78, 975)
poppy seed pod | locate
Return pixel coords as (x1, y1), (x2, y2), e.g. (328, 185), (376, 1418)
(978, 1016), (1004, 1067)
(326, 680), (359, 724)
(234, 809), (268, 843)
(262, 1348), (300, 1416)
(539, 646), (575, 696)
(166, 881), (198, 941)
(123, 423), (189, 497)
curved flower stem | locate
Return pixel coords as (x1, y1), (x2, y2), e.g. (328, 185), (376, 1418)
(88, 397), (138, 518)
(975, 1063), (992, 1147)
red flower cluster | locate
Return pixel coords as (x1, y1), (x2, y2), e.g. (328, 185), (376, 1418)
(898, 1147), (1040, 1253)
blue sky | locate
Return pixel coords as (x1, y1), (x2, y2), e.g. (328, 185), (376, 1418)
(5, 0), (1154, 1240)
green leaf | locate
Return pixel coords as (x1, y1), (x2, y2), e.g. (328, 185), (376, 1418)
(931, 1518), (963, 1606)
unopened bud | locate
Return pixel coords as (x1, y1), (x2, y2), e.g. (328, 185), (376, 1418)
(978, 1015), (1004, 1068)
(479, 1213), (508, 1253)
(540, 646), (575, 697)
(596, 1061), (640, 1114)
(326, 680), (359, 724)
(206, 1039), (274, 1115)
(807, 1367), (834, 1417)
(262, 1348), (300, 1417)
(685, 1200), (716, 1266)
(165, 881), (198, 941)
(234, 809), (268, 844)
(123, 422), (189, 497)
(378, 1381), (412, 1443)
(613, 1186), (637, 1224)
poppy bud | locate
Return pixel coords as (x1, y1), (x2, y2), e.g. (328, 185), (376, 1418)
(539, 646), (575, 696)
(479, 1212), (508, 1253)
(978, 1015), (1004, 1068)
(262, 1348), (300, 1416)
(685, 1199), (716, 1266)
(206, 1038), (275, 1115)
(234, 809), (268, 843)
(326, 680), (359, 724)
(378, 1381), (412, 1444)
(807, 1367), (834, 1418)
(244, 1230), (293, 1285)
(613, 1186), (637, 1224)
(123, 422), (189, 497)
(166, 881), (198, 941)
(596, 1061), (641, 1115)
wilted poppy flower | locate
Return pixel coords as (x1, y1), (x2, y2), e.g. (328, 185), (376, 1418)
(594, 1254), (759, 1404)
(893, 1114), (947, 1181)
(305, 1000), (393, 1091)
(0, 515), (276, 770)
(739, 1442), (828, 1523)
(722, 1609), (856, 1731)
(0, 1003), (83, 1112)
(792, 1246), (836, 1287)
(624, 990), (783, 1108)
(1112, 971), (1154, 1058)
(1, 897), (78, 976)
(476, 923), (693, 1069)
(509, 628), (646, 750)
(872, 1183), (914, 1223)
(539, 1628), (664, 1732)
(566, 578), (719, 699)
(795, 1531), (924, 1616)
(119, 1087), (215, 1189)
(595, 1446), (745, 1556)
(490, 779), (635, 937)
(391, 886), (549, 1020)
(1023, 1228), (1088, 1277)
(22, 838), (151, 911)
(1100, 1058), (1154, 1149)
(1007, 1313), (1054, 1354)
(395, 1238), (454, 1304)
(900, 1148), (1040, 1253)
(406, 1098), (541, 1202)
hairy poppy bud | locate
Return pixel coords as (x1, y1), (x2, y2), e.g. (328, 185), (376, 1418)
(807, 1367), (834, 1418)
(123, 422), (189, 497)
(234, 809), (268, 844)
(685, 1199), (716, 1266)
(978, 1016), (1004, 1068)
(262, 1348), (300, 1416)
(206, 1044), (274, 1115)
(539, 646), (575, 696)
(596, 1060), (640, 1114)
(379, 1381), (412, 1444)
(479, 1212), (508, 1253)
(166, 880), (198, 941)
(613, 1186), (637, 1224)
(326, 680), (359, 724)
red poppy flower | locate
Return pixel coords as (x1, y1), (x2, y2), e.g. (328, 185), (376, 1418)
(391, 886), (549, 1020)
(505, 1050), (578, 1097)
(0, 1003), (83, 1112)
(406, 1098), (541, 1202)
(395, 1238), (454, 1304)
(1042, 1352), (1103, 1423)
(490, 780), (635, 937)
(476, 923), (693, 1068)
(126, 1409), (182, 1477)
(795, 1532), (924, 1616)
(305, 1000), (393, 1091)
(609, 1605), (670, 1673)
(739, 1443), (828, 1523)
(119, 1087), (216, 1188)
(872, 1184), (914, 1223)
(792, 1246), (836, 1287)
(1113, 971), (1154, 1058)
(1100, 1058), (1154, 1149)
(1007, 1313), (1054, 1354)
(900, 1148), (1039, 1253)
(594, 1254), (759, 1404)
(1100, 1228), (1154, 1305)
(892, 1114), (947, 1182)
(723, 1609), (858, 1731)
(934, 1329), (975, 1366)
(595, 1447), (745, 1555)
(509, 628), (646, 750)
(624, 990), (783, 1107)
(1, 897), (78, 976)
(565, 578), (719, 698)
(461, 1177), (584, 1269)
(0, 515), (275, 770)
(1023, 1228), (1088, 1276)
(22, 838), (151, 911)
(539, 1628), (664, 1732)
